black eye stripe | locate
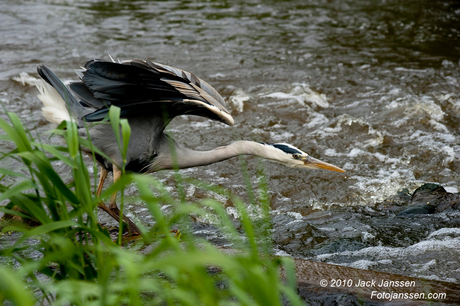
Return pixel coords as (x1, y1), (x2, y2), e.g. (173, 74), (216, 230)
(270, 143), (303, 154)
(259, 142), (305, 155)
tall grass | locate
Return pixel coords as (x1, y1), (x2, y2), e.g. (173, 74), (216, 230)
(0, 107), (303, 305)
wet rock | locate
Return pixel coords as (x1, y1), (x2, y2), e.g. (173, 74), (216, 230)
(272, 214), (329, 256)
(381, 188), (412, 208)
(398, 184), (460, 215)
(378, 188), (413, 214)
(398, 204), (435, 215)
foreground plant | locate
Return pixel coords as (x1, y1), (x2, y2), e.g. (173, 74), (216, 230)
(0, 110), (303, 305)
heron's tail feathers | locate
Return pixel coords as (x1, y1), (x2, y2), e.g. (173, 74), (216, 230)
(36, 77), (71, 124)
(36, 65), (88, 125)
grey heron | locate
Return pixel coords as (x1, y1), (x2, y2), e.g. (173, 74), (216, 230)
(36, 58), (345, 235)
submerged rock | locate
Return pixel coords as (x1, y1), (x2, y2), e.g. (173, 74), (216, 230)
(399, 183), (460, 215)
(272, 214), (329, 256)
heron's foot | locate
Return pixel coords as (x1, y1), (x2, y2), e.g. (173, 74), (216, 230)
(104, 223), (128, 235)
(97, 203), (141, 236)
(100, 223), (142, 243)
(121, 231), (142, 242)
(108, 205), (142, 236)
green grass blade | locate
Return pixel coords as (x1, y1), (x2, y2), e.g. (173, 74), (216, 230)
(64, 119), (79, 159)
(120, 119), (131, 165)
(13, 220), (79, 245)
(2, 113), (33, 153)
(30, 142), (76, 168)
(0, 207), (31, 220)
(0, 180), (36, 202)
(16, 151), (80, 204)
(0, 168), (26, 178)
(0, 266), (36, 305)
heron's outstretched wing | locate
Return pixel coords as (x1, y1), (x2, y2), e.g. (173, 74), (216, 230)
(77, 59), (234, 125)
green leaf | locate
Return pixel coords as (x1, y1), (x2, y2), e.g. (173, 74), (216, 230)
(5, 112), (33, 152)
(0, 207), (31, 220)
(17, 220), (79, 243)
(0, 266), (35, 305)
(109, 106), (121, 152)
(30, 142), (76, 168)
(120, 118), (131, 165)
(0, 168), (26, 178)
(64, 119), (80, 158)
(0, 180), (36, 203)
(16, 151), (80, 204)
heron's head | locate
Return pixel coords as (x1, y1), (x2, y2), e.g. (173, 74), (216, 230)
(264, 143), (345, 172)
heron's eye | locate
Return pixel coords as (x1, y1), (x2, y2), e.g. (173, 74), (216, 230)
(292, 154), (301, 159)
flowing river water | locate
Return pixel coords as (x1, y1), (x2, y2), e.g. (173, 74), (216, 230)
(1, 0), (460, 299)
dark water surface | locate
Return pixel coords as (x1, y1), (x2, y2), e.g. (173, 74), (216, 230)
(1, 0), (460, 286)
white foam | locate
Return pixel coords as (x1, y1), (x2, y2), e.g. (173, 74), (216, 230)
(261, 83), (329, 108)
(362, 231), (376, 242)
(228, 88), (250, 113)
(324, 148), (338, 156)
(427, 228), (460, 239)
(346, 259), (377, 270)
(395, 67), (430, 73)
(12, 72), (41, 87)
(270, 131), (294, 142)
(209, 73), (226, 79)
(347, 148), (363, 157)
(318, 236), (460, 262)
(274, 248), (291, 257)
(286, 211), (303, 220)
(414, 259), (437, 273)
(445, 186), (459, 193)
(304, 113), (329, 129)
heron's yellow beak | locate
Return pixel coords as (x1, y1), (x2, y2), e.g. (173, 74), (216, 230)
(300, 156), (346, 172)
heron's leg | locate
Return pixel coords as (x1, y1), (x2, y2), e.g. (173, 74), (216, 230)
(108, 165), (141, 235)
(95, 166), (141, 235)
(108, 165), (121, 209)
(96, 166), (108, 197)
(96, 167), (123, 224)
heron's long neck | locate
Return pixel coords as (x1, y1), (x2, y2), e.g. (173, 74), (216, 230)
(151, 140), (269, 171)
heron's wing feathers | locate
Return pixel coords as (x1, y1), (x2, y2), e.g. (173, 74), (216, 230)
(143, 59), (227, 108)
(80, 59), (234, 125)
(67, 82), (108, 109)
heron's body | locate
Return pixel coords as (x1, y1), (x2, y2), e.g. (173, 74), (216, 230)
(86, 115), (164, 173)
(36, 58), (345, 235)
